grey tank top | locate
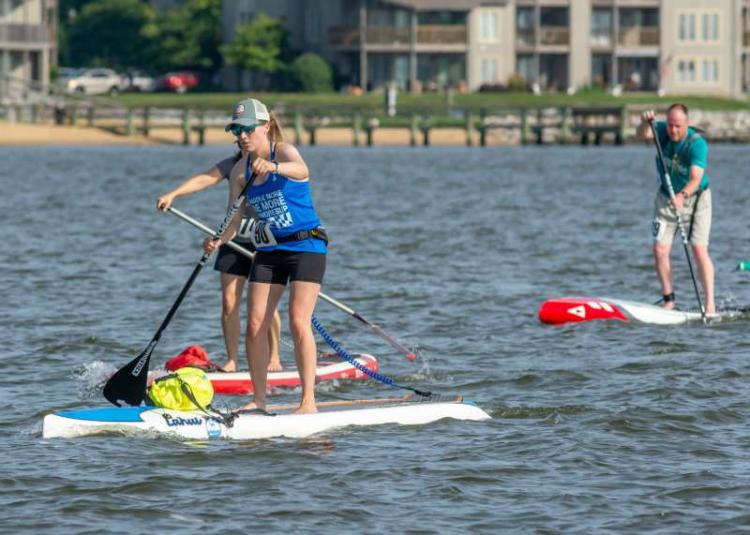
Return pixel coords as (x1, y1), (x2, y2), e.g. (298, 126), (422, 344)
(214, 156), (258, 242)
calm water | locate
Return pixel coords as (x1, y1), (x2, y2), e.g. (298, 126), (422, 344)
(2, 143), (750, 533)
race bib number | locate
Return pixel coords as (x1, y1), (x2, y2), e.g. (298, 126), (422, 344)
(245, 219), (277, 248)
(652, 217), (665, 241)
(237, 217), (256, 239)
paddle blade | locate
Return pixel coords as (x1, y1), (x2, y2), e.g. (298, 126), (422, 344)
(102, 350), (151, 407)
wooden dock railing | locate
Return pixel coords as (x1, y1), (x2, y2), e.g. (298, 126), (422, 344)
(3, 101), (638, 146)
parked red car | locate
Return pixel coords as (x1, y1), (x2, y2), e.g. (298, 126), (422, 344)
(155, 71), (199, 93)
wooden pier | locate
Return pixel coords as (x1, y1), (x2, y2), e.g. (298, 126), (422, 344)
(3, 101), (634, 147)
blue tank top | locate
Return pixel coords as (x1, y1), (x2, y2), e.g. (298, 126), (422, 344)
(246, 144), (326, 254)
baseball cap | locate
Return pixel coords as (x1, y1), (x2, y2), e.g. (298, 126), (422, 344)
(225, 98), (270, 131)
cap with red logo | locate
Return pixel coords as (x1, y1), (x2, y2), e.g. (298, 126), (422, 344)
(225, 98), (270, 131)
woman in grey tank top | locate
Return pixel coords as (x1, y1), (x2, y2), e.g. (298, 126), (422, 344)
(156, 152), (283, 372)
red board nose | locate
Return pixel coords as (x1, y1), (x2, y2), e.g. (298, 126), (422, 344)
(538, 297), (629, 325)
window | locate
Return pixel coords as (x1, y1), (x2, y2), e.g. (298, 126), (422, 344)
(591, 9), (612, 45)
(678, 60), (695, 82)
(516, 54), (534, 82)
(678, 13), (696, 41)
(480, 11), (498, 42)
(481, 58), (498, 83)
(306, 8), (321, 42)
(516, 8), (534, 31)
(701, 13), (719, 41)
(591, 54), (611, 87)
(681, 11), (719, 42)
(418, 11), (466, 25)
(701, 59), (719, 82)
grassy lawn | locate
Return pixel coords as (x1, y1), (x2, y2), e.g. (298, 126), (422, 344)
(110, 89), (750, 114)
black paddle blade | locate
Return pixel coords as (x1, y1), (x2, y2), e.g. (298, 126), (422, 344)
(102, 349), (152, 407)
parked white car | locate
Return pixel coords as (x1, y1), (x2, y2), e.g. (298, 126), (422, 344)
(56, 67), (86, 85)
(120, 70), (155, 92)
(62, 68), (122, 95)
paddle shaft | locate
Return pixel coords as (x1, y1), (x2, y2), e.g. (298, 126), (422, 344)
(167, 207), (418, 360)
(103, 169), (257, 406)
(142, 174), (257, 354)
(648, 120), (706, 321)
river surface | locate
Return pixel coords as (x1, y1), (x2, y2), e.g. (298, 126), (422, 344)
(1, 144), (749, 533)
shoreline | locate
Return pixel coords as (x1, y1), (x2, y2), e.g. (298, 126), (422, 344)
(0, 121), (482, 147)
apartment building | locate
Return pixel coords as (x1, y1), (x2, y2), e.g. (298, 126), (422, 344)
(221, 0), (750, 96)
(222, 0), (506, 91)
(0, 0), (57, 90)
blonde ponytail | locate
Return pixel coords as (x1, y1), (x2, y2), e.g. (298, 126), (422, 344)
(267, 112), (284, 143)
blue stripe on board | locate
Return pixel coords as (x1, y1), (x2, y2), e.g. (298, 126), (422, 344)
(57, 407), (151, 422)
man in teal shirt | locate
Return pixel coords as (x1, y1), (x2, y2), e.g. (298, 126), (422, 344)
(637, 104), (714, 314)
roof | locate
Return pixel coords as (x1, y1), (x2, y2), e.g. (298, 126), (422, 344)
(381, 0), (507, 11)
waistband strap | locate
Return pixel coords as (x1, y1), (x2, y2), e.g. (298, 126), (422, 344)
(659, 186), (709, 200)
(275, 227), (328, 245)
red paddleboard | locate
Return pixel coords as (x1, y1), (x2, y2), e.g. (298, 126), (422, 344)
(539, 297), (630, 325)
(538, 297), (750, 326)
(149, 353), (378, 394)
(184, 353), (378, 395)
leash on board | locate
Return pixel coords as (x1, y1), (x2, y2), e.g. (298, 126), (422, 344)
(312, 315), (434, 399)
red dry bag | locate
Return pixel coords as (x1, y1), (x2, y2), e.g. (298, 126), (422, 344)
(164, 345), (221, 371)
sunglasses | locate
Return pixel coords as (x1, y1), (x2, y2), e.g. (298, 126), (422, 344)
(229, 124), (258, 137)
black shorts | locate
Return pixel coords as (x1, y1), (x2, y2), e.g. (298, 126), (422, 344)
(250, 250), (326, 285)
(213, 242), (256, 277)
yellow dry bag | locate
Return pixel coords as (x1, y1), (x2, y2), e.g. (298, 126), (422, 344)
(148, 367), (214, 411)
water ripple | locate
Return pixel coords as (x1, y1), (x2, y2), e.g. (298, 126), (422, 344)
(2, 145), (750, 533)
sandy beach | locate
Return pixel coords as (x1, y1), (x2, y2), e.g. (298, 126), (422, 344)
(0, 121), (479, 147)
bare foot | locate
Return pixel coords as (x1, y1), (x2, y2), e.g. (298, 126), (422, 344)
(705, 303), (716, 315)
(221, 360), (237, 372)
(661, 301), (675, 310)
(267, 360), (283, 372)
(294, 402), (318, 414)
(238, 400), (266, 412)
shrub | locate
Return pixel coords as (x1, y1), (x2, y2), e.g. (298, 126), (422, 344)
(507, 73), (528, 92)
(291, 53), (333, 93)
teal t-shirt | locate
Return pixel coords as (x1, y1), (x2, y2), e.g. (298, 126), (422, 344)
(654, 121), (709, 196)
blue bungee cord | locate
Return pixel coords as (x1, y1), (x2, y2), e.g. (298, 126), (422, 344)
(311, 315), (432, 398)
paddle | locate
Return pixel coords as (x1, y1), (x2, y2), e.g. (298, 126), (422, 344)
(103, 167), (258, 406)
(648, 119), (706, 322)
(167, 206), (419, 360)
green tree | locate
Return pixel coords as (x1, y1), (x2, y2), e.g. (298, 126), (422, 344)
(147, 0), (222, 74)
(290, 53), (333, 93)
(221, 14), (287, 75)
(66, 0), (156, 70)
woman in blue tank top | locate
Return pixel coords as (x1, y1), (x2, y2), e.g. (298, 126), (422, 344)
(205, 98), (327, 414)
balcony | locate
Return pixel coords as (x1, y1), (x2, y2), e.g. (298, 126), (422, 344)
(591, 32), (613, 48)
(416, 25), (466, 44)
(516, 29), (535, 47)
(0, 24), (49, 44)
(329, 27), (359, 47)
(329, 24), (467, 47)
(366, 26), (410, 45)
(328, 26), (411, 46)
(617, 27), (659, 46)
(540, 26), (569, 46)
